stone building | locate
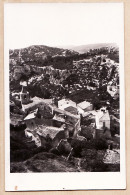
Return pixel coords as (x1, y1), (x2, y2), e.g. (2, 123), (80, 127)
(24, 109), (53, 130)
(95, 107), (110, 130)
(20, 86), (30, 105)
(95, 107), (111, 138)
(58, 99), (77, 111)
(77, 101), (93, 113)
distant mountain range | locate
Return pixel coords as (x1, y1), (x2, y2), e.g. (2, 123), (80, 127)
(10, 43), (119, 58)
(61, 43), (118, 54)
(9, 45), (78, 59)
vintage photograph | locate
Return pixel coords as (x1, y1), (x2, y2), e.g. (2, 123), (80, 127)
(9, 44), (120, 173)
(5, 3), (125, 191)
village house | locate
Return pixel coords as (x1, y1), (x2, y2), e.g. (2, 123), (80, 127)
(77, 101), (93, 114)
(58, 99), (78, 115)
(95, 107), (110, 130)
(20, 89), (53, 114)
(37, 125), (67, 145)
(21, 86), (81, 148)
(24, 107), (68, 148)
(24, 109), (53, 130)
(25, 123), (66, 148)
(53, 106), (81, 138)
(95, 107), (111, 138)
(81, 107), (111, 139)
(24, 108), (81, 148)
(53, 113), (65, 127)
(64, 106), (78, 115)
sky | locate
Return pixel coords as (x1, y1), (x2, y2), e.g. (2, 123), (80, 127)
(4, 3), (124, 49)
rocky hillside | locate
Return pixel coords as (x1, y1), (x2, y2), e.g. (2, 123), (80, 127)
(10, 44), (119, 108)
(9, 45), (79, 69)
(10, 124), (120, 173)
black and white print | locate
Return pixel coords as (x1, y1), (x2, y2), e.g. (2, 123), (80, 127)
(9, 43), (120, 173)
(5, 3), (125, 191)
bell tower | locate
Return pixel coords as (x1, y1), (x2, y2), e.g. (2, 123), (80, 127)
(20, 85), (30, 105)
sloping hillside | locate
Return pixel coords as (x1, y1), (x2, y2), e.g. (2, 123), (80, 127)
(9, 45), (78, 60)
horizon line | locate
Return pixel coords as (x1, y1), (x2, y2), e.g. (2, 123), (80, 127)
(9, 42), (118, 50)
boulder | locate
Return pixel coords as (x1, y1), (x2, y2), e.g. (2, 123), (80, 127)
(57, 140), (72, 155)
